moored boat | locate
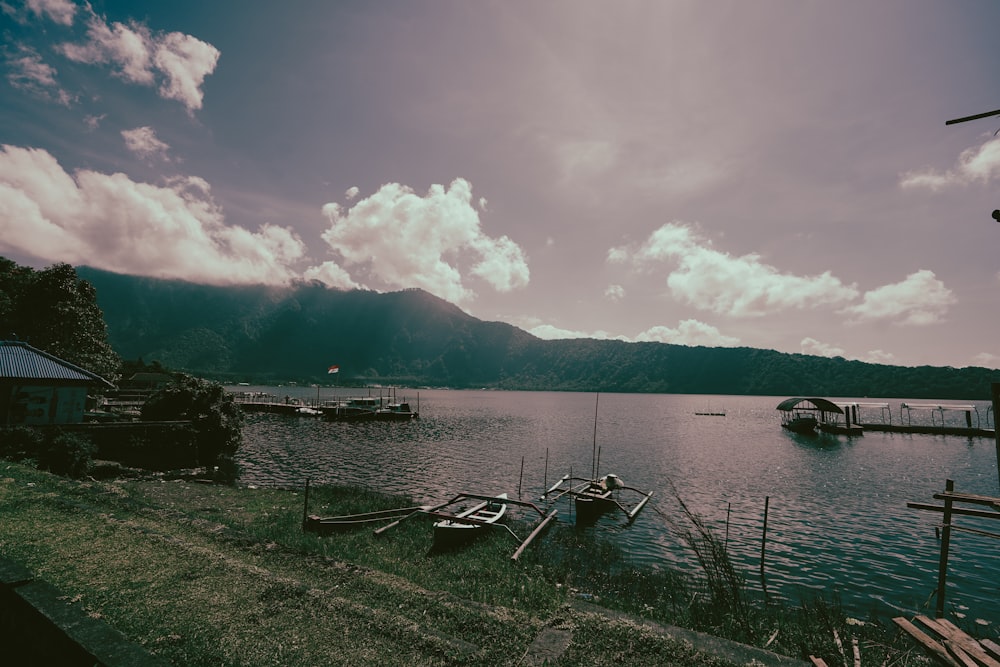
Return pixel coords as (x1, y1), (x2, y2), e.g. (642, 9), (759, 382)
(432, 493), (508, 548)
(303, 505), (429, 534)
(542, 473), (652, 526)
(782, 414), (818, 433)
(322, 397), (380, 422)
(374, 401), (418, 421)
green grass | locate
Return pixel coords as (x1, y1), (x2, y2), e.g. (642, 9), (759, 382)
(0, 462), (935, 666)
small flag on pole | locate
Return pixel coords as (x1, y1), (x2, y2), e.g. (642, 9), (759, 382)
(327, 365), (339, 374)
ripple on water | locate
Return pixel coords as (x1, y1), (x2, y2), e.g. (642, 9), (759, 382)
(235, 390), (1000, 621)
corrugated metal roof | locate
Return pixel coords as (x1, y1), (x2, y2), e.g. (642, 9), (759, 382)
(775, 397), (843, 413)
(0, 341), (114, 387)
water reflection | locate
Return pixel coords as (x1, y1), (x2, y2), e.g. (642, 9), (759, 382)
(235, 388), (999, 623)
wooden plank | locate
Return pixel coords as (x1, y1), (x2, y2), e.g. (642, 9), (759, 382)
(981, 640), (1000, 662)
(893, 617), (961, 667)
(935, 619), (1000, 667)
(809, 656), (829, 667)
(933, 491), (1000, 507)
(907, 502), (1000, 520)
(944, 641), (980, 667)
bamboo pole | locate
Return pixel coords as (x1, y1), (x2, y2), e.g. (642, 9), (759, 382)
(935, 479), (955, 618)
(511, 510), (558, 562)
(992, 383), (1000, 492)
(591, 393), (599, 479)
(760, 496), (770, 597)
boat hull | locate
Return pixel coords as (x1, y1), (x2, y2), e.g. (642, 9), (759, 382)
(432, 494), (507, 549)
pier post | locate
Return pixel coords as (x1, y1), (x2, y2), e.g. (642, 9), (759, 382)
(934, 479), (954, 618)
(993, 383), (1000, 492)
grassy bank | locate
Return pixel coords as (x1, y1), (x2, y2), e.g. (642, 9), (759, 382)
(0, 462), (929, 666)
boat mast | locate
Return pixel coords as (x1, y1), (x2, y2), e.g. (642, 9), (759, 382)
(591, 393), (599, 480)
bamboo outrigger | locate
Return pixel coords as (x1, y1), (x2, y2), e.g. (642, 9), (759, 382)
(373, 492), (558, 561)
(539, 394), (653, 526)
(542, 473), (652, 525)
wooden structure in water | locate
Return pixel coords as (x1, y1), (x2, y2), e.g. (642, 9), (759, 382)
(906, 479), (1000, 619)
(778, 397), (996, 438)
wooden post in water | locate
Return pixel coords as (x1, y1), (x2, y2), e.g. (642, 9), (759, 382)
(760, 496), (770, 598)
(518, 456), (524, 500)
(725, 502), (731, 552)
(544, 448), (549, 492)
(591, 393), (600, 480)
(992, 383), (1000, 492)
(302, 478), (311, 528)
(935, 479), (955, 618)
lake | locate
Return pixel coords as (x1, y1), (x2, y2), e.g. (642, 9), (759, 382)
(232, 387), (1000, 625)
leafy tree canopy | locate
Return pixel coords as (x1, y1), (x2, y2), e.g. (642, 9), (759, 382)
(140, 375), (243, 476)
(0, 258), (120, 380)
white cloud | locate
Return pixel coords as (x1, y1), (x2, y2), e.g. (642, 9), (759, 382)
(153, 31), (220, 112)
(610, 221), (859, 317)
(840, 269), (955, 325)
(527, 318), (737, 347)
(604, 284), (625, 300)
(26, 0), (76, 25)
(973, 352), (1000, 369)
(529, 324), (611, 340)
(801, 337), (845, 358)
(5, 45), (75, 105)
(900, 137), (1000, 191)
(302, 261), (361, 290)
(121, 126), (170, 161)
(84, 114), (106, 130)
(57, 8), (219, 112)
(0, 144), (305, 285)
(319, 178), (529, 303)
(863, 349), (896, 365)
(634, 320), (739, 347)
(345, 186), (359, 200)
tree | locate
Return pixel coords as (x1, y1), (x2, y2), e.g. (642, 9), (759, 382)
(140, 375), (244, 480)
(0, 258), (120, 379)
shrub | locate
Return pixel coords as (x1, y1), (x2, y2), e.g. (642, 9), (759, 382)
(37, 431), (95, 479)
(0, 426), (45, 462)
(141, 375), (243, 478)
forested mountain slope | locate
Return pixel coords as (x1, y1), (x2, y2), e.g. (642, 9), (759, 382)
(77, 267), (999, 399)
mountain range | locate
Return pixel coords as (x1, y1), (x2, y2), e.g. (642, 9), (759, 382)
(77, 266), (999, 399)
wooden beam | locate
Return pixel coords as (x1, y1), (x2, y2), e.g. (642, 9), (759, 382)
(944, 641), (979, 667)
(511, 510), (558, 562)
(907, 502), (1000, 520)
(893, 617), (961, 667)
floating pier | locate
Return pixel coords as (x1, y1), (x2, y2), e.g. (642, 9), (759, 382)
(779, 398), (996, 438)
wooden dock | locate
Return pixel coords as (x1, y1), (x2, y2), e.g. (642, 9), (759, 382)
(860, 423), (994, 437)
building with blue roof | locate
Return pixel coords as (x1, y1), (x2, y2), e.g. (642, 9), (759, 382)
(0, 341), (114, 426)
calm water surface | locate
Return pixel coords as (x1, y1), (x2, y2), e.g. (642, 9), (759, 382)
(234, 388), (999, 625)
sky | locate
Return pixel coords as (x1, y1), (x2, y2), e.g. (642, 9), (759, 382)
(3, 1), (1000, 369)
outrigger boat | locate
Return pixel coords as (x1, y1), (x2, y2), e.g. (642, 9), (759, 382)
(303, 505), (429, 534)
(542, 473), (652, 525)
(373, 492), (558, 561)
(432, 493), (508, 548)
(300, 480), (429, 534)
(540, 394), (653, 525)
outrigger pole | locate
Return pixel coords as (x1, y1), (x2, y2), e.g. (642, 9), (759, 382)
(372, 492), (558, 560)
